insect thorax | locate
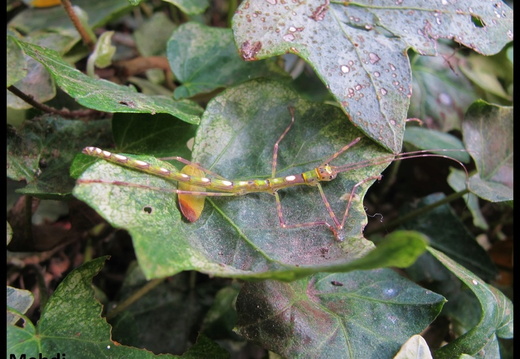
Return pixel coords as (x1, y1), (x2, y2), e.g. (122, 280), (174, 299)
(316, 165), (337, 182)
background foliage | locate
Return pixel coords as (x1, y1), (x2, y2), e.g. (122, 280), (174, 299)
(7, 0), (513, 358)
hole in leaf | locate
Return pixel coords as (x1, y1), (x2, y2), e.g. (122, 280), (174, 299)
(471, 15), (485, 28)
(143, 206), (153, 214)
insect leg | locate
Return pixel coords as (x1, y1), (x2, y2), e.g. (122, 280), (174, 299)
(271, 106), (296, 178)
(320, 137), (362, 166)
(274, 191), (340, 238)
(339, 175), (383, 229)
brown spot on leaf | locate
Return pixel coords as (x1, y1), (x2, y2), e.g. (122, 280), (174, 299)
(240, 40), (262, 61)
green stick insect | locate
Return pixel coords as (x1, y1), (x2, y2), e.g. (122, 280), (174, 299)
(79, 107), (468, 241)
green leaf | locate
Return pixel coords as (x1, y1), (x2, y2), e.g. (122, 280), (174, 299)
(134, 12), (176, 57)
(7, 33), (27, 87)
(448, 168), (489, 230)
(459, 49), (513, 103)
(7, 286), (34, 325)
(232, 0), (513, 153)
(463, 101), (513, 202)
(88, 30), (116, 74)
(404, 126), (470, 163)
(73, 79), (410, 280)
(409, 44), (479, 131)
(112, 112), (198, 160)
(11, 37), (203, 124)
(429, 248), (513, 358)
(399, 193), (497, 282)
(234, 269), (445, 358)
(109, 266), (228, 356)
(7, 116), (112, 198)
(167, 22), (287, 99)
(162, 0), (210, 15)
(7, 258), (224, 358)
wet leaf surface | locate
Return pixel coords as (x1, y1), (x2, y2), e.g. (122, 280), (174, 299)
(233, 0), (513, 152)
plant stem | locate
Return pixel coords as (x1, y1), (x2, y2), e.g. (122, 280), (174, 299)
(105, 277), (165, 321)
(60, 0), (96, 51)
(8, 85), (106, 119)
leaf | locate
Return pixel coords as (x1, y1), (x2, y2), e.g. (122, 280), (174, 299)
(394, 335), (433, 359)
(134, 12), (176, 57)
(109, 266), (228, 356)
(463, 101), (513, 202)
(11, 37), (203, 124)
(448, 168), (489, 230)
(7, 116), (112, 198)
(74, 79), (429, 280)
(161, 0), (210, 16)
(234, 269), (445, 358)
(428, 248), (513, 359)
(459, 49), (513, 103)
(88, 30), (116, 73)
(7, 33), (27, 87)
(167, 22), (287, 99)
(404, 126), (470, 163)
(7, 286), (34, 325)
(399, 193), (497, 282)
(111, 112), (198, 160)
(7, 258), (225, 358)
(408, 44), (479, 131)
(232, 0), (513, 153)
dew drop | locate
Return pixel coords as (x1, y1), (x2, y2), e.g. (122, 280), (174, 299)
(389, 63), (396, 71)
(283, 33), (295, 42)
(266, 0), (277, 4)
(373, 71), (380, 77)
(369, 52), (381, 64)
(438, 92), (452, 105)
(390, 119), (396, 125)
(289, 26), (297, 32)
(340, 65), (350, 73)
(380, 88), (388, 95)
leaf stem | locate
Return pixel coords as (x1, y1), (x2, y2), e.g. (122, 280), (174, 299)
(8, 85), (107, 119)
(105, 277), (165, 321)
(60, 0), (96, 51)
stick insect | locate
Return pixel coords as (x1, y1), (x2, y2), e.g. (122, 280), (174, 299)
(77, 107), (468, 241)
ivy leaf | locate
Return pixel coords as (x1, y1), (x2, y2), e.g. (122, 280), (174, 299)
(167, 22), (287, 99)
(232, 0), (513, 153)
(7, 116), (112, 198)
(162, 0), (210, 15)
(74, 79), (429, 280)
(87, 30), (116, 76)
(429, 248), (513, 358)
(463, 100), (513, 202)
(399, 193), (497, 282)
(11, 37), (203, 124)
(7, 286), (34, 325)
(7, 257), (226, 358)
(234, 269), (445, 358)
